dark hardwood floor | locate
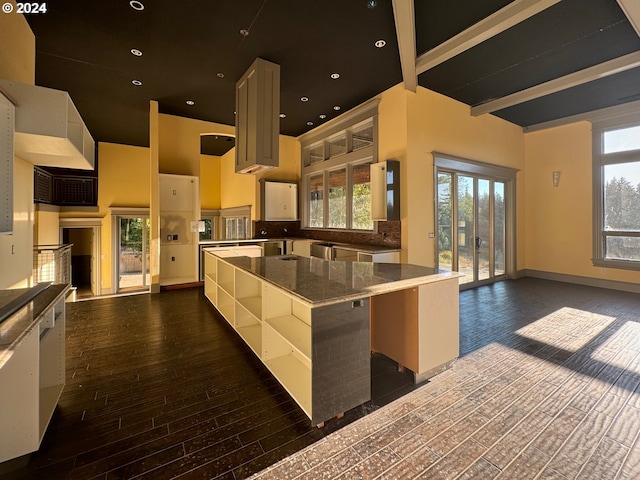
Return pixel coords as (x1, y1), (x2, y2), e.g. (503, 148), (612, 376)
(1, 278), (638, 479)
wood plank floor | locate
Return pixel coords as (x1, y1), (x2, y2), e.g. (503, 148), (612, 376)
(1, 278), (638, 479)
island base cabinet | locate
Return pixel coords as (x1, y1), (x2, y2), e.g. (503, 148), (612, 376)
(371, 279), (459, 384)
(0, 327), (39, 463)
(311, 300), (370, 426)
(0, 291), (66, 464)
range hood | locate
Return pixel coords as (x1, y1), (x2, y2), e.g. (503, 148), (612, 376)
(235, 58), (280, 175)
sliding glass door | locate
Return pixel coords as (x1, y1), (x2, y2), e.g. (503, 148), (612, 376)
(436, 158), (513, 288)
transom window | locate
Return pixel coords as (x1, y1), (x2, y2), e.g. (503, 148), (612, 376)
(299, 99), (379, 231)
(593, 121), (640, 270)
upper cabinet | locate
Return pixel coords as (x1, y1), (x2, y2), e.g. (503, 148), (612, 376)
(235, 58), (280, 175)
(262, 180), (298, 221)
(0, 80), (95, 171)
(371, 160), (400, 221)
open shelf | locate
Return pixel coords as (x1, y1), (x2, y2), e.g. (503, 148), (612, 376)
(204, 252), (217, 281)
(236, 324), (262, 356)
(217, 261), (235, 296)
(266, 315), (311, 361)
(236, 269), (262, 318)
(204, 275), (216, 304)
(237, 296), (262, 320)
(218, 281), (234, 296)
(217, 287), (235, 326)
(264, 354), (311, 416)
(39, 384), (64, 441)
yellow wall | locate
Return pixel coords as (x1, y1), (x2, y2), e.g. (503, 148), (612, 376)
(34, 205), (60, 245)
(219, 135), (301, 221)
(377, 85), (526, 268)
(159, 114), (234, 176)
(524, 122), (640, 284)
(0, 10), (35, 289)
(200, 154), (221, 210)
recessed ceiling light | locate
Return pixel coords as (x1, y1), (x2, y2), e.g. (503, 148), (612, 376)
(279, 113), (287, 118)
(131, 48), (143, 57)
(307, 121), (314, 126)
(186, 100), (195, 106)
(129, 0), (144, 11)
(375, 39), (386, 48)
(319, 114), (327, 119)
(333, 105), (341, 111)
(131, 79), (142, 86)
(300, 96), (309, 102)
(217, 72), (225, 79)
(330, 73), (340, 79)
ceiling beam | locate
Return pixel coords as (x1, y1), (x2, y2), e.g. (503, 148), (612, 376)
(471, 51), (640, 116)
(617, 0), (640, 38)
(416, 0), (561, 75)
(392, 0), (417, 92)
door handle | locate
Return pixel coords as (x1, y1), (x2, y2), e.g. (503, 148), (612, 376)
(475, 236), (482, 249)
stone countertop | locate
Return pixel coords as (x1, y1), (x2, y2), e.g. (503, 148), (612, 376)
(0, 283), (70, 369)
(221, 255), (458, 306)
(199, 239), (268, 246)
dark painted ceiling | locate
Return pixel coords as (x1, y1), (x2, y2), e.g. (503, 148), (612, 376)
(22, 0), (640, 158)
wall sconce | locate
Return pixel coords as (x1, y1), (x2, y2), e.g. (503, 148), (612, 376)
(553, 171), (561, 187)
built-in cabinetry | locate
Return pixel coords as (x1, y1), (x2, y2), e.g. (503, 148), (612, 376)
(262, 181), (298, 221)
(0, 80), (95, 171)
(204, 251), (370, 425)
(0, 284), (69, 463)
(371, 160), (400, 221)
(333, 246), (400, 263)
(160, 174), (200, 286)
(235, 58), (280, 174)
(1, 91), (14, 234)
(291, 239), (316, 257)
(370, 277), (459, 382)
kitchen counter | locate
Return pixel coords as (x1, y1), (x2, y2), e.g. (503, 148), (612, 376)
(0, 282), (70, 462)
(223, 255), (451, 306)
(0, 283), (69, 369)
(199, 239), (268, 246)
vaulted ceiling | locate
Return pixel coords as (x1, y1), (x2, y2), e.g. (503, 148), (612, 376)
(22, 0), (640, 157)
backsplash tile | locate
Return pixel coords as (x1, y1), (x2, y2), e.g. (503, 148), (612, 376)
(253, 220), (401, 249)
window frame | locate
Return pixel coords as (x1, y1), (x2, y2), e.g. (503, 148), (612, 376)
(592, 116), (640, 271)
(299, 99), (379, 232)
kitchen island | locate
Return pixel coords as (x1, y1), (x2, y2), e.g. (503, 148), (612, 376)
(203, 251), (460, 426)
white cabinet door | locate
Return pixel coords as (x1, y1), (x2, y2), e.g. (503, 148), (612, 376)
(264, 182), (297, 220)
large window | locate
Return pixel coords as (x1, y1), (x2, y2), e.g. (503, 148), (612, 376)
(593, 122), (640, 269)
(299, 100), (378, 231)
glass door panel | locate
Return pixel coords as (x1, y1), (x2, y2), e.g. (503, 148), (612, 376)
(457, 176), (475, 285)
(118, 217), (149, 291)
(494, 182), (506, 276)
(477, 179), (491, 281)
(437, 173), (453, 273)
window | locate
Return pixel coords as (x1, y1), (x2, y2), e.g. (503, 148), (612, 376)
(299, 99), (379, 231)
(593, 121), (640, 269)
(199, 210), (219, 241)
